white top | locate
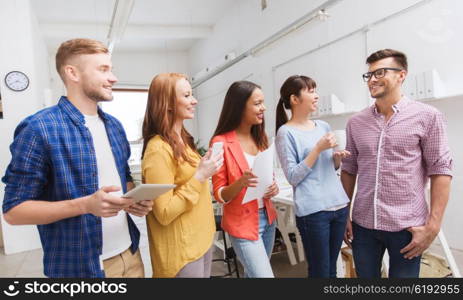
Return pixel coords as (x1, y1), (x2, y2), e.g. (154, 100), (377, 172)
(217, 152), (264, 208)
(84, 114), (131, 260)
(243, 152), (264, 209)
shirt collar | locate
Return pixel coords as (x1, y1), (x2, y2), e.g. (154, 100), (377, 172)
(394, 95), (410, 112)
(372, 95), (410, 115)
(58, 96), (109, 125)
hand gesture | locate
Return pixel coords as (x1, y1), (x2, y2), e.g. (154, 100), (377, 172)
(86, 186), (135, 217)
(316, 132), (337, 152)
(400, 225), (438, 259)
(238, 170), (259, 188)
(333, 150), (351, 160)
(263, 181), (279, 199)
(344, 219), (354, 248)
(124, 199), (154, 217)
(194, 149), (224, 182)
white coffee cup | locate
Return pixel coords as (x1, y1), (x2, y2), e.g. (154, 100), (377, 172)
(333, 130), (346, 151)
(211, 142), (223, 158)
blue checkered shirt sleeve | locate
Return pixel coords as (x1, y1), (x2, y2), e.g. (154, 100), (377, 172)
(2, 119), (49, 213)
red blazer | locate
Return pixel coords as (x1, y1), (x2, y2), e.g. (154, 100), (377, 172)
(211, 130), (277, 241)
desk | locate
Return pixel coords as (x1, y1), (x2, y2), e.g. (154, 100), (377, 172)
(272, 188), (305, 265)
(129, 163), (142, 185)
(272, 188), (348, 276)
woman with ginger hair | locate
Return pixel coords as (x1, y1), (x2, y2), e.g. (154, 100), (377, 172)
(142, 73), (223, 277)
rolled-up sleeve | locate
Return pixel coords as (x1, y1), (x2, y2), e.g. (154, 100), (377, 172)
(2, 122), (49, 213)
(422, 111), (453, 177)
(275, 129), (312, 187)
(341, 119), (358, 175)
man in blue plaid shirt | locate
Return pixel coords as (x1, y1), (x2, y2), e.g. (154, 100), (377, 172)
(2, 38), (153, 278)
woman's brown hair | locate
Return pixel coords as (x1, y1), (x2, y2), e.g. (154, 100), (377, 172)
(212, 80), (268, 151)
(141, 73), (197, 165)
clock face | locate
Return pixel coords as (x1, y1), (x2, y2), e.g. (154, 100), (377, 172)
(5, 71), (29, 92)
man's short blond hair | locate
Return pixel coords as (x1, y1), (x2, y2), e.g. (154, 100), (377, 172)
(55, 38), (109, 81)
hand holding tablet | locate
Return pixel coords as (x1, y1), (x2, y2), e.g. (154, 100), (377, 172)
(122, 184), (176, 202)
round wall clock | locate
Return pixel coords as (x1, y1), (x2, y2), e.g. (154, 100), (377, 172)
(4, 71), (30, 92)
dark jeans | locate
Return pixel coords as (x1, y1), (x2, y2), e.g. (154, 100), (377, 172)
(352, 222), (421, 278)
(296, 206), (348, 278)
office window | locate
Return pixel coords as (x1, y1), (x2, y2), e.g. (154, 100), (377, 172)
(100, 89), (147, 142)
(100, 89), (147, 165)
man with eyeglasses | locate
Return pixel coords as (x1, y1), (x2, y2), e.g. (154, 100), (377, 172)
(340, 49), (452, 278)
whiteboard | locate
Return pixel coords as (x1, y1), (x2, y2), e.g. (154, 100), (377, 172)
(366, 0), (463, 96)
(273, 32), (369, 116)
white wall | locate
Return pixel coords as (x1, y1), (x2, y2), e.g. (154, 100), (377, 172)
(47, 52), (65, 107)
(111, 51), (193, 133)
(189, 0), (463, 250)
(112, 51), (188, 87)
(0, 0), (51, 254)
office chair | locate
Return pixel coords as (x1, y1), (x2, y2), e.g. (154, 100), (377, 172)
(211, 215), (240, 278)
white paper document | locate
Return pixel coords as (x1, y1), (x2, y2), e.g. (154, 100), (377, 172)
(242, 143), (274, 204)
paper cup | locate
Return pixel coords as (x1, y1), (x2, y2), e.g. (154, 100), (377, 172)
(333, 130), (346, 151)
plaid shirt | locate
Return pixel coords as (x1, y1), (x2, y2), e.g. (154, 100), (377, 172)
(2, 97), (140, 277)
(342, 97), (453, 232)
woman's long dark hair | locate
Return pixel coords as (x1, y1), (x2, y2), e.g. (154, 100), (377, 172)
(275, 75), (317, 135)
(212, 80), (268, 151)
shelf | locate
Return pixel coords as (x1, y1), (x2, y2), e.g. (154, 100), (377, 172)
(419, 93), (463, 104)
(313, 110), (358, 119)
(312, 93), (463, 119)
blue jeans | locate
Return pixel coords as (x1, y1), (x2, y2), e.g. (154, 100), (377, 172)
(228, 209), (276, 278)
(296, 206), (348, 278)
(352, 222), (421, 278)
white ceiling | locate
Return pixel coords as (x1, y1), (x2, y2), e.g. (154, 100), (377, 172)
(31, 0), (238, 53)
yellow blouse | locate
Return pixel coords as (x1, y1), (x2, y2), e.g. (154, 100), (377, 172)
(142, 135), (215, 277)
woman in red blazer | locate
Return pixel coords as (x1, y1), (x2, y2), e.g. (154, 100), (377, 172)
(210, 81), (279, 277)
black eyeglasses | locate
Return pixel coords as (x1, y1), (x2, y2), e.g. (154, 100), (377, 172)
(362, 67), (403, 82)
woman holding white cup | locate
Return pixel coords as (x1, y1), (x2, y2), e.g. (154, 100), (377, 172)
(275, 75), (350, 278)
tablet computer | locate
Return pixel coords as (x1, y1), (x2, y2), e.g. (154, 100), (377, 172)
(122, 184), (176, 202)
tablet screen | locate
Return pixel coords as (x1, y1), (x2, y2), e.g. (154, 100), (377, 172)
(122, 184), (176, 202)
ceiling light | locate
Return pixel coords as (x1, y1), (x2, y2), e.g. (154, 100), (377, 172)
(107, 0), (135, 53)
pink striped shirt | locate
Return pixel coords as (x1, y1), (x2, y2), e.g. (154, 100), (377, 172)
(342, 97), (453, 232)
